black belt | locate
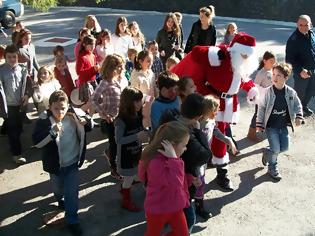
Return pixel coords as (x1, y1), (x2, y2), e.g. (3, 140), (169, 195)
(205, 82), (235, 99)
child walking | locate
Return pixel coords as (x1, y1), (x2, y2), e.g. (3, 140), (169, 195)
(0, 45), (33, 164)
(248, 51), (276, 141)
(115, 86), (150, 211)
(139, 121), (190, 236)
(256, 63), (303, 180)
(54, 56), (75, 97)
(130, 49), (157, 128)
(33, 90), (92, 236)
(33, 66), (61, 114)
(91, 54), (128, 180)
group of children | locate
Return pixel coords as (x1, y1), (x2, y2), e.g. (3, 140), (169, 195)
(0, 8), (305, 236)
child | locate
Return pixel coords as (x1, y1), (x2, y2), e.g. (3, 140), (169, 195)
(196, 95), (237, 220)
(166, 55), (180, 71)
(147, 40), (163, 80)
(54, 56), (75, 97)
(128, 21), (145, 52)
(177, 76), (196, 104)
(256, 63), (303, 180)
(138, 121), (190, 236)
(53, 45), (73, 63)
(111, 16), (133, 59)
(74, 28), (90, 60)
(223, 22), (238, 45)
(33, 66), (61, 114)
(174, 12), (184, 52)
(76, 35), (99, 103)
(0, 45), (33, 164)
(91, 54), (128, 180)
(0, 45), (5, 65)
(248, 51), (276, 141)
(115, 86), (150, 212)
(150, 71), (180, 132)
(32, 90), (92, 236)
(95, 29), (114, 66)
(125, 48), (137, 81)
(83, 15), (101, 38)
(130, 49), (157, 128)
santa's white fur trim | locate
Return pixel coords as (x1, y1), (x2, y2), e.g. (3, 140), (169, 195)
(212, 152), (230, 165)
(215, 100), (240, 123)
(247, 86), (259, 104)
(230, 43), (254, 56)
(208, 47), (221, 66)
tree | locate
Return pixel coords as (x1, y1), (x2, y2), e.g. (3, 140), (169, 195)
(22, 0), (77, 12)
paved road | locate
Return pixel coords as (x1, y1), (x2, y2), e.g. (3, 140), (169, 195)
(0, 6), (315, 236)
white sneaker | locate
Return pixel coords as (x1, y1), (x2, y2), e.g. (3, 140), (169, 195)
(13, 156), (26, 164)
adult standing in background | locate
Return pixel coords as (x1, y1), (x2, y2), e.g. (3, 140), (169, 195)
(184, 5), (216, 54)
(286, 15), (315, 117)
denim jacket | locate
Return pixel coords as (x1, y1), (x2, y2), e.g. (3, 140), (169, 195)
(256, 85), (303, 132)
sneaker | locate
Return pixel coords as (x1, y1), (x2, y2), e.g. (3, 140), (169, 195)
(303, 107), (314, 117)
(268, 169), (282, 181)
(13, 156), (26, 164)
(110, 168), (123, 181)
(262, 148), (268, 166)
(68, 223), (83, 236)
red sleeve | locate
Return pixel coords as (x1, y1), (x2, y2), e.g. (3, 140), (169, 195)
(75, 53), (97, 84)
(240, 79), (255, 92)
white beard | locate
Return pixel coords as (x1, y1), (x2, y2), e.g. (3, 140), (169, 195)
(230, 49), (258, 82)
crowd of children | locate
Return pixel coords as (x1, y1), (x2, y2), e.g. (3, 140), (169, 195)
(0, 6), (307, 236)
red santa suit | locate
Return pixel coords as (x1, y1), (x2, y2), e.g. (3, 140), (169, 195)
(172, 32), (258, 165)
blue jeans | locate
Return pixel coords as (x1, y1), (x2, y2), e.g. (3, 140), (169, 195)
(265, 127), (289, 171)
(50, 163), (79, 224)
(183, 203), (196, 234)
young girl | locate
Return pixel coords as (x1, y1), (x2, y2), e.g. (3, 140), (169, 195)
(248, 51), (276, 141)
(33, 66), (61, 114)
(130, 50), (157, 128)
(53, 45), (73, 63)
(54, 56), (75, 97)
(111, 16), (133, 59)
(115, 86), (150, 212)
(91, 54), (128, 180)
(156, 12), (183, 66)
(83, 15), (101, 38)
(223, 22), (238, 45)
(257, 63), (303, 180)
(95, 29), (114, 66)
(76, 35), (99, 103)
(74, 28), (90, 60)
(166, 55), (180, 71)
(139, 121), (190, 236)
(128, 21), (145, 52)
(147, 40), (163, 80)
(177, 76), (197, 104)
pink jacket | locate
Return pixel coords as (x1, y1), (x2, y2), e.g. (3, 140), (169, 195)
(138, 154), (189, 214)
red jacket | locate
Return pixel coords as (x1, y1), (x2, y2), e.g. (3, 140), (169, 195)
(75, 50), (97, 87)
(54, 67), (75, 97)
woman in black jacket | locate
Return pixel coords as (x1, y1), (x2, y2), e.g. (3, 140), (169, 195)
(184, 5), (216, 54)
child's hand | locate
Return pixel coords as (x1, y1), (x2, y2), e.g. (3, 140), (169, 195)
(227, 138), (238, 155)
(20, 95), (29, 106)
(94, 64), (100, 72)
(160, 50), (166, 57)
(158, 140), (177, 158)
(78, 117), (87, 126)
(192, 177), (202, 187)
(52, 123), (62, 133)
(295, 118), (302, 126)
(256, 127), (264, 132)
(137, 130), (150, 143)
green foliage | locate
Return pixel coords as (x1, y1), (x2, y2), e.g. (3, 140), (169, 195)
(22, 0), (79, 11)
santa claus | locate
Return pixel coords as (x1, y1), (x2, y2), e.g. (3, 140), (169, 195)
(172, 32), (258, 190)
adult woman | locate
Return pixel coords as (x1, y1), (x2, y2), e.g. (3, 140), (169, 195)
(184, 5), (216, 54)
(156, 13), (183, 66)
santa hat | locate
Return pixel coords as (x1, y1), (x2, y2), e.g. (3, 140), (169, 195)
(229, 32), (256, 55)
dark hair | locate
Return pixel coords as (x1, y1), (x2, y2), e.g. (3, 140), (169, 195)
(258, 51), (276, 70)
(77, 27), (90, 42)
(0, 45), (5, 59)
(115, 16), (128, 36)
(181, 93), (205, 119)
(49, 90), (69, 105)
(96, 28), (111, 45)
(4, 44), (18, 57)
(79, 35), (96, 54)
(53, 45), (64, 56)
(118, 86), (143, 122)
(273, 62), (292, 78)
(147, 40), (158, 48)
(199, 5), (215, 18)
(162, 13), (181, 37)
(16, 28), (31, 46)
(157, 71), (179, 90)
(134, 49), (150, 71)
(177, 76), (193, 100)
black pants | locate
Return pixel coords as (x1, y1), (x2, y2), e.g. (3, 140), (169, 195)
(5, 106), (23, 156)
(250, 105), (258, 128)
(294, 74), (315, 108)
(102, 121), (117, 169)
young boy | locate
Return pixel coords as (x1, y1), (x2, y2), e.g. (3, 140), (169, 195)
(0, 44), (33, 164)
(148, 40), (163, 80)
(150, 71), (180, 131)
(256, 63), (303, 180)
(32, 90), (92, 235)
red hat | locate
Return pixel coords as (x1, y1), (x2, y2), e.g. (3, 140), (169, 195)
(230, 32), (256, 48)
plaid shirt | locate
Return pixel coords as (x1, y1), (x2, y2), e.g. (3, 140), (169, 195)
(91, 79), (122, 119)
(151, 56), (163, 80)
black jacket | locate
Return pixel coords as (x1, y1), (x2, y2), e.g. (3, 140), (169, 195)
(184, 20), (216, 54)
